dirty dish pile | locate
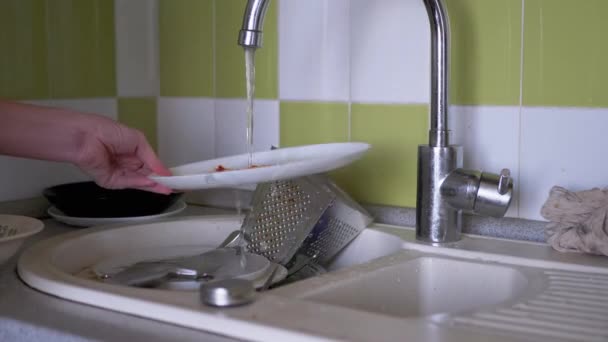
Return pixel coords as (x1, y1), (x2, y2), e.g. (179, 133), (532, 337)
(47, 201), (187, 227)
(43, 181), (183, 218)
(43, 182), (185, 227)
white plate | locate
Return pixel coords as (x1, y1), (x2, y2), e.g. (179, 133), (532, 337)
(150, 142), (370, 191)
(48, 200), (187, 227)
(0, 215), (44, 266)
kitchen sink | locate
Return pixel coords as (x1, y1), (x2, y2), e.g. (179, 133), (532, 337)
(31, 215), (404, 276)
(288, 256), (528, 317)
(17, 215), (608, 342)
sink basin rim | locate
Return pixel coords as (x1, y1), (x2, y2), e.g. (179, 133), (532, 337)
(16, 216), (608, 342)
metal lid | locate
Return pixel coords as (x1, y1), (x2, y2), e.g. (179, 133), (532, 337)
(200, 279), (255, 307)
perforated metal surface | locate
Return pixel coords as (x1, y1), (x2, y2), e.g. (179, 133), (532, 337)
(296, 197), (372, 265)
(241, 176), (372, 268)
(303, 216), (361, 263)
(241, 178), (334, 264)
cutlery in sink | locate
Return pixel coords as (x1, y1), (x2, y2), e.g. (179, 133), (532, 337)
(102, 230), (252, 287)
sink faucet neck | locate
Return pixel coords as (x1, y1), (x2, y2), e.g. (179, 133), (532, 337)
(423, 0), (450, 148)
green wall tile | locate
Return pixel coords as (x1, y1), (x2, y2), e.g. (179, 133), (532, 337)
(117, 97), (158, 151)
(446, 0), (521, 105)
(335, 104), (428, 207)
(215, 0), (278, 99)
(523, 0), (608, 107)
(0, 0), (49, 100)
(159, 0), (214, 97)
(279, 102), (349, 147)
(47, 0), (116, 98)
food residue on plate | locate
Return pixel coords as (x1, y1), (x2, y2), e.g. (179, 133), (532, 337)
(214, 164), (266, 172)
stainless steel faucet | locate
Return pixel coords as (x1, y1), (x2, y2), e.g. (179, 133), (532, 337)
(238, 0), (270, 49)
(238, 0), (513, 244)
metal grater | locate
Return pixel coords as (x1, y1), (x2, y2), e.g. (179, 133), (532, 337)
(241, 177), (334, 264)
(241, 175), (372, 269)
(294, 175), (373, 264)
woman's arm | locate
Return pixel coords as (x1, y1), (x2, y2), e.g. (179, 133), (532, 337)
(0, 100), (172, 194)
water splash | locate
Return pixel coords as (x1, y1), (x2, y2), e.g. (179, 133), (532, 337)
(233, 190), (248, 270)
(234, 190), (243, 216)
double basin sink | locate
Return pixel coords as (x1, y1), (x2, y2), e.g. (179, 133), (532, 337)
(18, 215), (608, 341)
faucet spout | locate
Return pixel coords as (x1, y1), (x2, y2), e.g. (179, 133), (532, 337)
(423, 0), (450, 148)
(238, 0), (271, 49)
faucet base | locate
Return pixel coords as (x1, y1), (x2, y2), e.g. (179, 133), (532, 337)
(416, 145), (463, 244)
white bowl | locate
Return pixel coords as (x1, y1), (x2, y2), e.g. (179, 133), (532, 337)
(0, 215), (44, 266)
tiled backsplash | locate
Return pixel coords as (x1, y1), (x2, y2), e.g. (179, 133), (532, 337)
(1, 0), (607, 222)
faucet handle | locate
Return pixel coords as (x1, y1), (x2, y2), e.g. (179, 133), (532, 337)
(442, 168), (513, 218)
(498, 168), (511, 195)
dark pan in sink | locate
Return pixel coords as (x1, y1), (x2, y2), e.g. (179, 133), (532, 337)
(43, 181), (182, 218)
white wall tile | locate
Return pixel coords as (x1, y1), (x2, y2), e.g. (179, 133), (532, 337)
(350, 0), (430, 103)
(0, 157), (87, 201)
(279, 0), (350, 101)
(115, 0), (159, 97)
(215, 99), (279, 157)
(449, 105), (520, 217)
(157, 98), (215, 167)
(251, 100), (280, 154)
(519, 107), (608, 221)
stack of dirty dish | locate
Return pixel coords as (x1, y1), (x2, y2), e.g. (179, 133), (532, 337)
(43, 181), (185, 227)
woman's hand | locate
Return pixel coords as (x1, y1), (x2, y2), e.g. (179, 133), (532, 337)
(76, 120), (172, 194)
(0, 100), (173, 194)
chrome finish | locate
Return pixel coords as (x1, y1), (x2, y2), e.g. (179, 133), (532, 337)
(101, 231), (252, 288)
(442, 169), (514, 219)
(105, 263), (213, 287)
(416, 0), (514, 243)
(238, 0), (271, 48)
(416, 145), (463, 243)
(237, 0), (515, 244)
(423, 0), (450, 148)
(441, 169), (481, 212)
(497, 168), (511, 195)
(474, 171), (513, 218)
(200, 279), (256, 307)
(242, 175), (371, 267)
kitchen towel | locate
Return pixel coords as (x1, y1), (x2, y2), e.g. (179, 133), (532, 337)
(541, 186), (608, 256)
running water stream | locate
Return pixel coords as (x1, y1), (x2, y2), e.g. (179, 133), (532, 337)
(235, 47), (257, 270)
(245, 47), (256, 168)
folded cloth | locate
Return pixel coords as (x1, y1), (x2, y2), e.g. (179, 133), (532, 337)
(541, 186), (608, 256)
